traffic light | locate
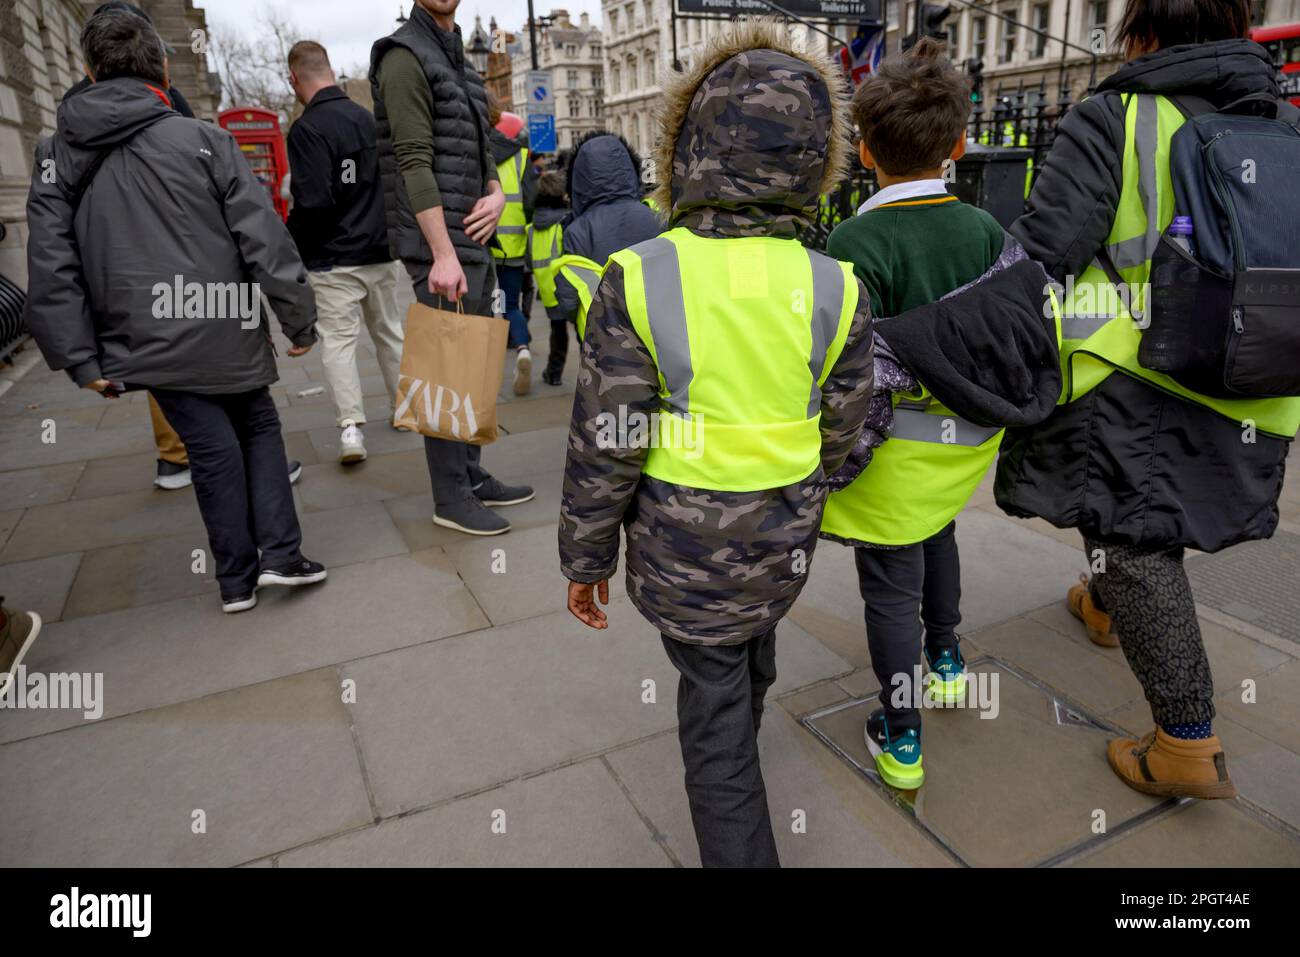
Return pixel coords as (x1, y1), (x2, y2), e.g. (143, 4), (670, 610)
(902, 3), (952, 51)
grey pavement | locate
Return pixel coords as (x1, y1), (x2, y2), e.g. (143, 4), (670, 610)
(1, 290), (1298, 867)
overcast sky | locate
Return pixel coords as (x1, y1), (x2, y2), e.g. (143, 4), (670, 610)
(196, 0), (604, 76)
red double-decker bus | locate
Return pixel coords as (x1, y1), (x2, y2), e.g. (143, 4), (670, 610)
(1251, 22), (1300, 105)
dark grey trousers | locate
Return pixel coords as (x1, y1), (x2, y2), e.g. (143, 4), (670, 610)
(1084, 536), (1215, 727)
(661, 629), (780, 868)
(405, 259), (496, 505)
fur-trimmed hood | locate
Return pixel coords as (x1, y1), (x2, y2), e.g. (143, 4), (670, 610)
(652, 18), (851, 232)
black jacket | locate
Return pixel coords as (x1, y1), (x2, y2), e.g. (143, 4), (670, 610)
(286, 86), (392, 269)
(369, 6), (492, 266)
(1000, 40), (1291, 553)
(24, 77), (316, 393)
(554, 133), (662, 321)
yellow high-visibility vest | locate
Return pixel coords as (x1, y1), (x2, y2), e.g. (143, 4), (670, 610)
(555, 254), (603, 337)
(492, 147), (529, 261)
(609, 227), (857, 492)
(527, 220), (564, 308)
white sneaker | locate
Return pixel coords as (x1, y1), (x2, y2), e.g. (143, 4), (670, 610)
(339, 421), (367, 464)
(513, 347), (532, 396)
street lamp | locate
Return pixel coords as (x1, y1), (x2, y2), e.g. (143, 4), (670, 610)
(397, 5), (408, 24)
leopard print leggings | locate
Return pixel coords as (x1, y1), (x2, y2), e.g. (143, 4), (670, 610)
(1084, 538), (1216, 727)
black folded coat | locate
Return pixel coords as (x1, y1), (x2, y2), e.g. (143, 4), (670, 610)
(871, 236), (1062, 430)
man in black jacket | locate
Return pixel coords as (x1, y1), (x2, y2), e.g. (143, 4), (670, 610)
(25, 7), (326, 614)
(287, 40), (404, 466)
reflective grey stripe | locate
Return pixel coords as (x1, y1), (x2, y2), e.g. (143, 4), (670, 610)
(567, 265), (601, 299)
(504, 193), (523, 202)
(533, 256), (553, 268)
(638, 238), (692, 415)
(806, 252), (847, 417)
(892, 405), (1001, 446)
(497, 225), (526, 234)
(1062, 312), (1111, 339)
(1105, 95), (1162, 272)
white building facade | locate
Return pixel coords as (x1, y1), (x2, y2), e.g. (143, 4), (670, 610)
(511, 9), (606, 152)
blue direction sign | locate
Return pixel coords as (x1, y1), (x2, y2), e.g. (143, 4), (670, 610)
(528, 113), (556, 153)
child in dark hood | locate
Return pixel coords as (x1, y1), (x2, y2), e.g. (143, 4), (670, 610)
(527, 171), (571, 385)
(551, 131), (662, 325)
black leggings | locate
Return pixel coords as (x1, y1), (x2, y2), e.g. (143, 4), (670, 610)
(1084, 537), (1215, 727)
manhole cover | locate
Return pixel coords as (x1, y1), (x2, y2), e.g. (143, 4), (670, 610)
(800, 656), (1175, 866)
(1187, 530), (1300, 644)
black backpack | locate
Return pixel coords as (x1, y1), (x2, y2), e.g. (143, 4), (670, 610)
(1135, 92), (1300, 398)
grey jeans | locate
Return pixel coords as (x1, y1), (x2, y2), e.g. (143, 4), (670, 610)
(405, 259), (497, 506)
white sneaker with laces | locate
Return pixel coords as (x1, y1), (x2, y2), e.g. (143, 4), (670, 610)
(339, 420), (367, 464)
(513, 347), (532, 396)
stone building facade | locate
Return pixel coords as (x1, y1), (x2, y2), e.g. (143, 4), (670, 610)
(511, 9), (605, 152)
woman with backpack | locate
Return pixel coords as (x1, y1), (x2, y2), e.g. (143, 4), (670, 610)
(999, 0), (1300, 799)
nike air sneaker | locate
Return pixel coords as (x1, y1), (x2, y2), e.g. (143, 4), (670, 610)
(924, 644), (967, 705)
(865, 708), (925, 790)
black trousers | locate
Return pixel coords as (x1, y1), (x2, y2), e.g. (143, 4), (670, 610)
(149, 387), (302, 598)
(661, 629), (780, 868)
(406, 260), (495, 505)
(545, 319), (569, 376)
(854, 520), (962, 733)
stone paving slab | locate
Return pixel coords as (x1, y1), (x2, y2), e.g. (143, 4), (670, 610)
(969, 615), (1148, 715)
(340, 598), (853, 816)
(0, 552), (488, 743)
(0, 552), (81, 623)
(804, 658), (1164, 867)
(381, 467), (562, 553)
(1064, 799), (1300, 867)
(0, 462), (84, 509)
(1214, 658), (1300, 754)
(441, 522), (627, 626)
(604, 709), (956, 868)
(275, 758), (668, 867)
(72, 452), (180, 500)
(294, 450), (430, 512)
(56, 500), (407, 621)
(0, 487), (209, 564)
(0, 404), (105, 438)
(62, 532), (215, 620)
(0, 509), (21, 551)
(0, 668), (372, 868)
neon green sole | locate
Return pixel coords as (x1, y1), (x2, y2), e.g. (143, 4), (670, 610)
(874, 752), (925, 790)
(925, 672), (967, 704)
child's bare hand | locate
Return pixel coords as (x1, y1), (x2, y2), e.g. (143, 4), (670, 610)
(567, 580), (609, 629)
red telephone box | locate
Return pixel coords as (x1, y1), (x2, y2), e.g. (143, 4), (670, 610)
(218, 107), (290, 222)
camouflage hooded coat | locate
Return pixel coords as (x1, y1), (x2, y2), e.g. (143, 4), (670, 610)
(557, 19), (876, 645)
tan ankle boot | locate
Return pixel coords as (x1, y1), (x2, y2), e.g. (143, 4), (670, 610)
(1107, 728), (1237, 800)
(1067, 575), (1119, 647)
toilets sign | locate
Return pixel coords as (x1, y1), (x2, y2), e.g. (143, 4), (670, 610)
(525, 70), (556, 153)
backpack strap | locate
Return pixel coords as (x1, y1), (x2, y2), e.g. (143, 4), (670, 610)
(1168, 93), (1217, 119)
(67, 148), (116, 212)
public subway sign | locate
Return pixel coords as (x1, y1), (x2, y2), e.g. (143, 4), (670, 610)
(675, 0), (883, 20)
